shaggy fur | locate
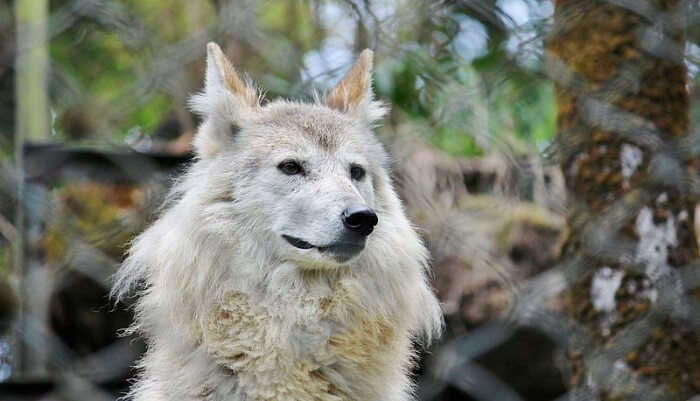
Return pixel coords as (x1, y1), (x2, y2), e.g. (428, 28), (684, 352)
(112, 42), (443, 401)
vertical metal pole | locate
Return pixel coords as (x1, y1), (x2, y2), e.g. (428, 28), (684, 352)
(14, 0), (50, 379)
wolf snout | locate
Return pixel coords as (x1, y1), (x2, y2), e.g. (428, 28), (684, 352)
(341, 204), (378, 236)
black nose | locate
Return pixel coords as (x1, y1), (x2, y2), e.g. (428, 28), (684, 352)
(341, 204), (378, 236)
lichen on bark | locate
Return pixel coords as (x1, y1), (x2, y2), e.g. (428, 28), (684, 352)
(549, 0), (699, 398)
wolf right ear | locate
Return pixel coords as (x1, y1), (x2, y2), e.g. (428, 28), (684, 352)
(189, 42), (260, 158)
(325, 49), (386, 124)
(204, 43), (259, 108)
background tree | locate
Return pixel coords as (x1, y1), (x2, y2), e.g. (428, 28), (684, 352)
(549, 0), (699, 398)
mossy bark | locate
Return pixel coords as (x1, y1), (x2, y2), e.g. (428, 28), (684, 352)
(549, 0), (699, 398)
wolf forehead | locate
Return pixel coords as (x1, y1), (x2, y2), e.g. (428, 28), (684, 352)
(250, 101), (368, 152)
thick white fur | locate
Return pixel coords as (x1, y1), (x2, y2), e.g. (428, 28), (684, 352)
(112, 43), (443, 401)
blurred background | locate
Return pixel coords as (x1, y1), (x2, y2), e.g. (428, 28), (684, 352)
(0, 0), (699, 400)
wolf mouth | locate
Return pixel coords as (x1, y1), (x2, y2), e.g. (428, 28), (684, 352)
(282, 235), (315, 249)
(282, 235), (365, 262)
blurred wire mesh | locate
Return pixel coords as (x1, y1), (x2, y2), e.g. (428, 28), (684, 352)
(0, 0), (699, 400)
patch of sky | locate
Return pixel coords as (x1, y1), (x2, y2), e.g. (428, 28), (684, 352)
(498, 0), (552, 69)
(686, 42), (699, 79)
(452, 15), (489, 63)
(0, 338), (10, 382)
(302, 2), (355, 87)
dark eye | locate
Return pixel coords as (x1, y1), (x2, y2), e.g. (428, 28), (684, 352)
(230, 123), (240, 136)
(350, 165), (365, 181)
(278, 160), (304, 175)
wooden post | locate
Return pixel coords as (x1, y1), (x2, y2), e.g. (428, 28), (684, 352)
(14, 0), (50, 379)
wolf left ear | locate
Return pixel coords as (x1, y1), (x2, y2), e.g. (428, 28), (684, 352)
(325, 49), (386, 124)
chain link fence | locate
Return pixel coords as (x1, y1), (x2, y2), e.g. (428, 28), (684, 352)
(0, 0), (699, 400)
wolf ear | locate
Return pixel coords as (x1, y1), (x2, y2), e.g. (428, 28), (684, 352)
(204, 42), (259, 108)
(325, 49), (386, 124)
(190, 42), (260, 158)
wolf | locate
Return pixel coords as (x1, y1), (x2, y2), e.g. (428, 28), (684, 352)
(112, 42), (443, 401)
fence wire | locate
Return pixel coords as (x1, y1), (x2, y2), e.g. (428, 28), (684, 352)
(0, 0), (699, 400)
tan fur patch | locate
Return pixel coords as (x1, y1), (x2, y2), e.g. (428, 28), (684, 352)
(207, 292), (346, 401)
(293, 118), (338, 151)
(327, 317), (398, 374)
(326, 49), (373, 112)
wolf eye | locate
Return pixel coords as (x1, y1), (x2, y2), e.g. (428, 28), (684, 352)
(230, 123), (240, 136)
(278, 160), (304, 175)
(350, 165), (366, 181)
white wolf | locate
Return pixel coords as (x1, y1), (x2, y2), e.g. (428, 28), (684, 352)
(112, 42), (443, 401)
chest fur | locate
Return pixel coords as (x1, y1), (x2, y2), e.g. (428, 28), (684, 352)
(204, 289), (407, 400)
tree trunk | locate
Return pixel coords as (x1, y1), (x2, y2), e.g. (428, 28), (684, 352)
(548, 0), (698, 399)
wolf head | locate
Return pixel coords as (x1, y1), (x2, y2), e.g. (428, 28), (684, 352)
(113, 43), (442, 365)
(188, 43), (392, 267)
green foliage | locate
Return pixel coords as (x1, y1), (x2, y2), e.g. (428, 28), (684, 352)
(129, 94), (173, 136)
(259, 2), (321, 54)
(50, 24), (171, 139)
(430, 125), (484, 157)
(376, 42), (555, 157)
(45, 1), (556, 154)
